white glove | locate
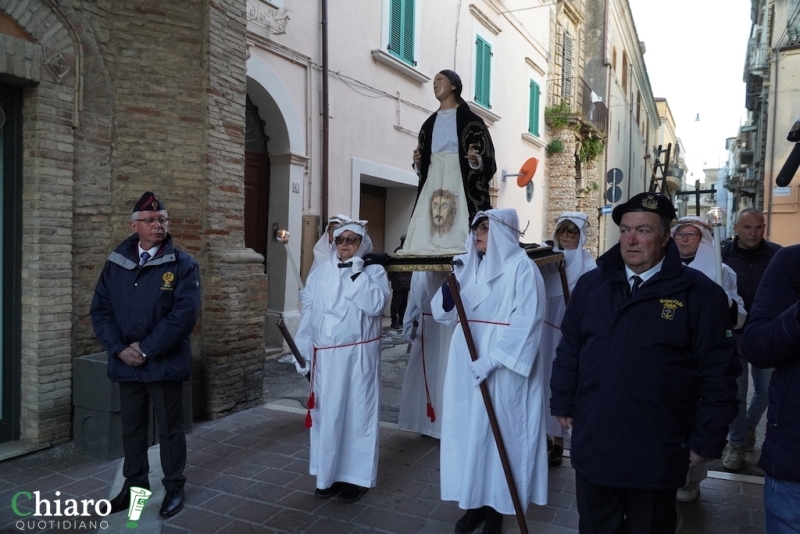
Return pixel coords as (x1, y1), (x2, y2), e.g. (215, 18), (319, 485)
(468, 355), (501, 386)
(350, 256), (364, 275)
(293, 357), (310, 376)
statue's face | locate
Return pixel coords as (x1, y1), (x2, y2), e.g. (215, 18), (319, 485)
(433, 73), (455, 103)
(431, 194), (452, 227)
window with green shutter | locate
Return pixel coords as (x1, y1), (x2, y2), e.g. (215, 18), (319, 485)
(475, 36), (492, 108)
(389, 0), (415, 66)
(528, 80), (540, 136)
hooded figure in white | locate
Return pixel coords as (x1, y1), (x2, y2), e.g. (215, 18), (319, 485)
(294, 219), (390, 496)
(397, 271), (454, 438)
(671, 217), (746, 329)
(671, 216), (747, 501)
(309, 213), (352, 275)
(431, 208), (548, 523)
(540, 213), (597, 441)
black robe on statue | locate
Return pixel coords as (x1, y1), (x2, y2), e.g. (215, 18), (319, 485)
(416, 103), (496, 222)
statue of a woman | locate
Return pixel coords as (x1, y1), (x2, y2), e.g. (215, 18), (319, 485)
(399, 70), (496, 255)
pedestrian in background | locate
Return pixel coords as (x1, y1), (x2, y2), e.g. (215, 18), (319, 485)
(721, 208), (781, 471)
(389, 234), (411, 329)
(671, 216), (746, 503)
(540, 212), (596, 468)
(551, 193), (739, 534)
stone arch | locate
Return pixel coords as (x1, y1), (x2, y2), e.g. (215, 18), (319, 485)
(0, 0), (87, 445)
(246, 54), (308, 347)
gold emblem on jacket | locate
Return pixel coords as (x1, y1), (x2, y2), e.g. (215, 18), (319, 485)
(659, 298), (683, 320)
(162, 271), (175, 290)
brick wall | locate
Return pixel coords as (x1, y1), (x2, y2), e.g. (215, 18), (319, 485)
(1, 0), (268, 443)
(199, 0), (268, 418)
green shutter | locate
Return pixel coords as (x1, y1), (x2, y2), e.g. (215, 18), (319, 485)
(402, 0), (414, 64)
(475, 36), (492, 108)
(389, 0), (415, 66)
(529, 80), (540, 136)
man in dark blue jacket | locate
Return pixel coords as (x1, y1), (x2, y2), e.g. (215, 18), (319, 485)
(720, 208), (781, 471)
(551, 193), (740, 534)
(742, 244), (800, 533)
(91, 192), (200, 519)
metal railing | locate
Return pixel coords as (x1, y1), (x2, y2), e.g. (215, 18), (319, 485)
(549, 76), (608, 133)
(747, 41), (768, 72)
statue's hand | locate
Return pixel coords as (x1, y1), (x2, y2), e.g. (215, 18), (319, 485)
(466, 143), (480, 165)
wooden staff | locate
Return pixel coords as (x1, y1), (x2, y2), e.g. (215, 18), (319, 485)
(445, 273), (529, 534)
(275, 318), (311, 382)
(557, 259), (571, 306)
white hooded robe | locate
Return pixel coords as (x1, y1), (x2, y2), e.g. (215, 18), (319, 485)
(295, 221), (390, 489)
(398, 271), (454, 438)
(431, 208), (548, 513)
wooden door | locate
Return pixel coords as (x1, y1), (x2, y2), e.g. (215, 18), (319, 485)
(244, 151), (270, 267)
(359, 183), (386, 253)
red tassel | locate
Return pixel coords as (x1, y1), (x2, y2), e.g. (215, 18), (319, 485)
(427, 402), (436, 422)
(305, 410), (312, 428)
(307, 391), (315, 409)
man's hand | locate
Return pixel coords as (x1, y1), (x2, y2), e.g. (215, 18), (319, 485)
(688, 450), (711, 467)
(556, 416), (573, 429)
(413, 147), (422, 166)
(118, 346), (145, 367)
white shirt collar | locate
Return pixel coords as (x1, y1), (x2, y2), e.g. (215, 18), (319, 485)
(624, 258), (665, 287)
(138, 243), (159, 259)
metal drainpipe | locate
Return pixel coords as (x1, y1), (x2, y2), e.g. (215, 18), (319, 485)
(321, 0), (330, 228)
(766, 46), (779, 238)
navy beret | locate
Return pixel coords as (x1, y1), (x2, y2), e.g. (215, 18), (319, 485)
(612, 192), (676, 225)
(132, 192), (166, 213)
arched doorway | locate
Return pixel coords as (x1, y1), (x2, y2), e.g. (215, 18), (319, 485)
(244, 95), (271, 270)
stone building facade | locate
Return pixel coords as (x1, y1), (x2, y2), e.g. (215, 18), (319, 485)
(0, 0), (266, 447)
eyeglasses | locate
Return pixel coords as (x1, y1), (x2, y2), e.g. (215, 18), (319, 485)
(675, 231), (700, 239)
(334, 236), (362, 245)
(472, 222), (490, 235)
(135, 217), (169, 226)
(559, 229), (580, 236)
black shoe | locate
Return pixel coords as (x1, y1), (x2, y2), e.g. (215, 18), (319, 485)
(314, 482), (346, 499)
(549, 443), (564, 467)
(455, 507), (487, 534)
(481, 507), (503, 534)
(390, 323), (401, 330)
(109, 483), (149, 514)
(338, 483), (368, 503)
(159, 489), (184, 518)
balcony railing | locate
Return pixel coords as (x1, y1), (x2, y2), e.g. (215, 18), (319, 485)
(550, 76), (608, 133)
(747, 41), (768, 72)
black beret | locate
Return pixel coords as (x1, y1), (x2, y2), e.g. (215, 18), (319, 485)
(132, 192), (166, 213)
(611, 192), (676, 225)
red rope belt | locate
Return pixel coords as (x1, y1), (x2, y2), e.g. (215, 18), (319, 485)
(305, 334), (382, 428)
(420, 313), (435, 423)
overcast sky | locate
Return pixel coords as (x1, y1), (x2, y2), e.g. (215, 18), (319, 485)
(628, 0), (752, 183)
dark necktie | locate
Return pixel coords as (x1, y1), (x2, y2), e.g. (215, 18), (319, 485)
(629, 275), (643, 297)
(139, 251), (151, 267)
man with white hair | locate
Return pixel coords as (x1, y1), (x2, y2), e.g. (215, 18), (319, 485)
(91, 191), (200, 519)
